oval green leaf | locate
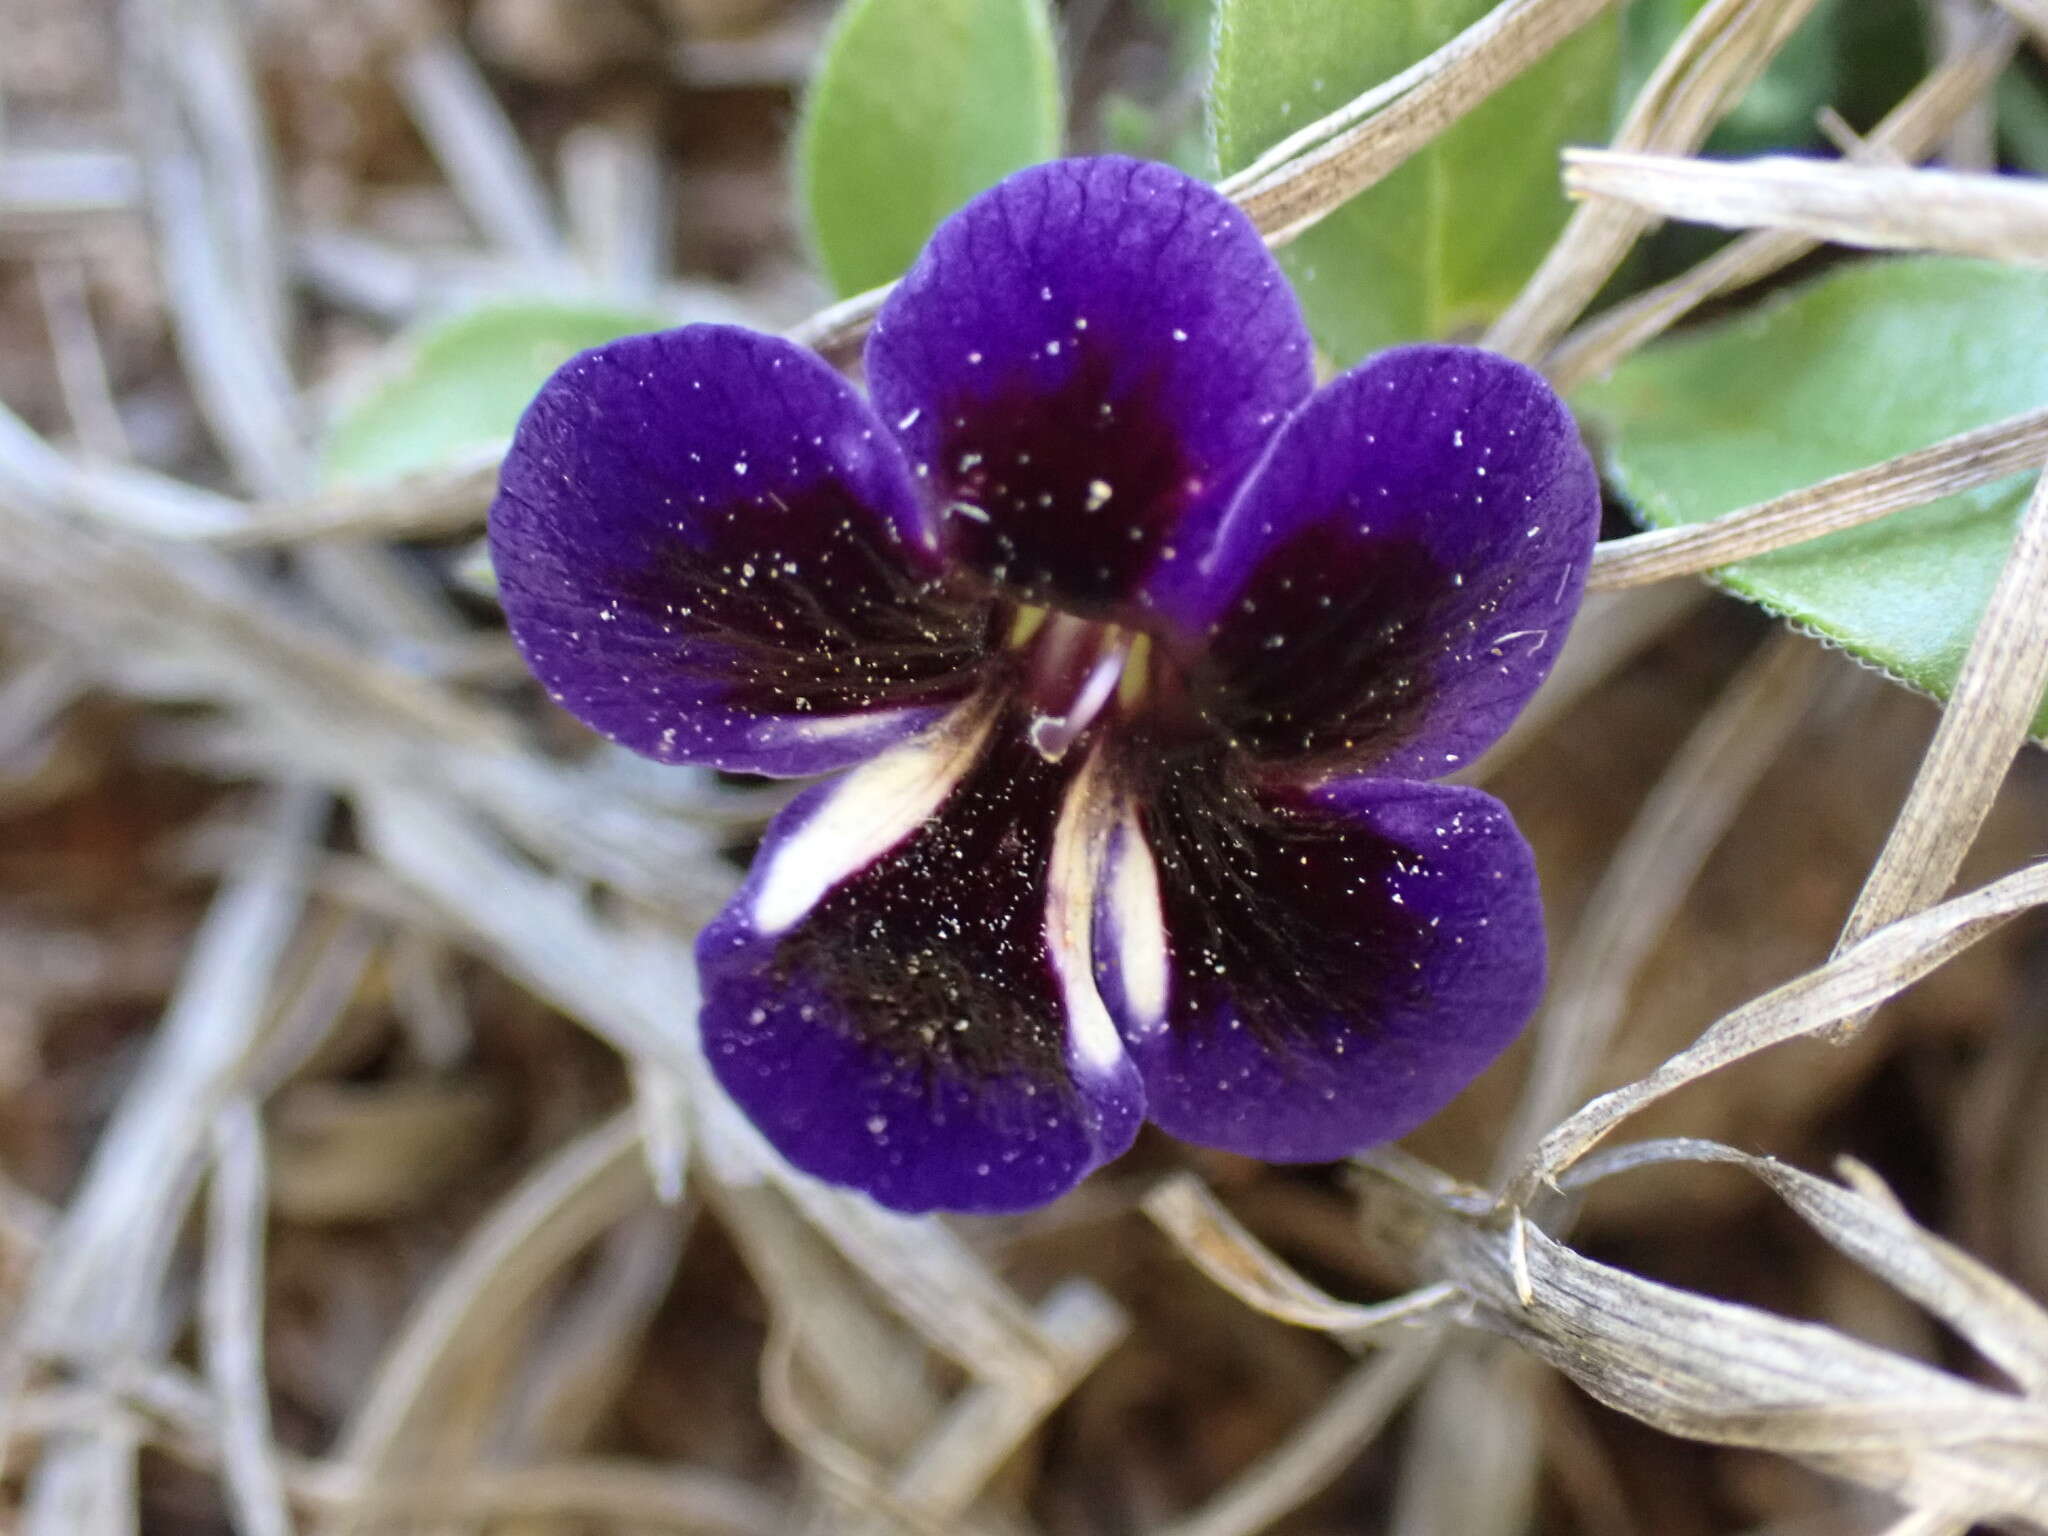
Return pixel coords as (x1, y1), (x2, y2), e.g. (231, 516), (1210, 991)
(1211, 0), (1619, 364)
(321, 300), (670, 487)
(1574, 257), (2048, 735)
(797, 0), (1063, 299)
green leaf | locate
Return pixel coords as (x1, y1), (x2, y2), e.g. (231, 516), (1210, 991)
(797, 0), (1062, 299)
(1575, 258), (2048, 735)
(1211, 0), (1619, 364)
(321, 300), (669, 487)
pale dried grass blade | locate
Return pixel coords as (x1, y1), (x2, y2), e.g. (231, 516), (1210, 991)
(10, 788), (318, 1531)
(872, 1279), (1126, 1531)
(1220, 0), (1622, 241)
(1930, 0), (2000, 170)
(1390, 1351), (1544, 1536)
(1518, 860), (2048, 1193)
(1154, 1335), (1445, 1536)
(0, 150), (143, 224)
(123, 0), (305, 497)
(1833, 464), (2048, 995)
(319, 1112), (650, 1532)
(355, 786), (707, 1074)
(205, 453), (503, 548)
(495, 1205), (692, 1461)
(1992, 0), (2048, 48)
(1497, 632), (1823, 1175)
(0, 476), (511, 754)
(1562, 1139), (2048, 1398)
(1876, 1513), (1971, 1536)
(1484, 0), (1830, 362)
(35, 257), (129, 459)
(1586, 406), (2048, 590)
(1546, 14), (2019, 389)
(202, 1099), (294, 1536)
(60, 461), (250, 540)
(303, 1457), (787, 1534)
(20, 786), (321, 1358)
(120, 9), (468, 652)
(774, 1177), (1071, 1385)
(1439, 1221), (2048, 1523)
(245, 912), (383, 1093)
(21, 1429), (140, 1536)
(759, 1324), (969, 1536)
(707, 1180), (942, 1460)
(1145, 1172), (1459, 1338)
(633, 1061), (694, 1204)
(561, 112), (668, 294)
(382, 7), (564, 266)
(1563, 150), (2048, 264)
(0, 647), (88, 772)
(0, 471), (738, 908)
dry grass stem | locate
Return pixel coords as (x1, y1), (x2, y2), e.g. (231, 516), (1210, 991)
(316, 1112), (656, 1533)
(1992, 0), (2048, 46)
(1585, 404), (2048, 590)
(1439, 1213), (2048, 1524)
(382, 10), (565, 266)
(201, 1100), (295, 1536)
(19, 788), (321, 1361)
(1928, 0), (1999, 171)
(1484, 0), (1832, 362)
(1145, 1172), (1460, 1339)
(34, 258), (130, 461)
(1545, 13), (2019, 389)
(1496, 633), (1825, 1178)
(1155, 1336), (1447, 1536)
(0, 151), (144, 225)
(868, 1280), (1126, 1531)
(124, 0), (305, 499)
(208, 454), (505, 548)
(1389, 1350), (1546, 1536)
(1831, 464), (2048, 997)
(1519, 860), (2048, 1194)
(306, 1458), (787, 1533)
(11, 788), (319, 1534)
(1218, 0), (1621, 241)
(1569, 1142), (2048, 1398)
(1563, 150), (2048, 264)
(1876, 1514), (1973, 1536)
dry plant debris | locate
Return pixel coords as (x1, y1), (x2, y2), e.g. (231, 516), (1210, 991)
(1, 0), (2047, 1533)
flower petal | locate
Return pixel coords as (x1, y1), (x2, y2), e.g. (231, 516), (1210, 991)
(1164, 345), (1600, 778)
(490, 325), (989, 777)
(699, 704), (1143, 1213)
(866, 156), (1313, 619)
(1097, 761), (1543, 1162)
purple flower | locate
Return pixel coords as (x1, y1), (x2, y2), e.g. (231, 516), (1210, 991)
(489, 157), (1600, 1214)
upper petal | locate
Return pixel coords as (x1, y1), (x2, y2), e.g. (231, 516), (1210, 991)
(1161, 345), (1600, 779)
(866, 157), (1314, 620)
(490, 325), (989, 778)
(698, 702), (1143, 1213)
(1096, 759), (1543, 1163)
